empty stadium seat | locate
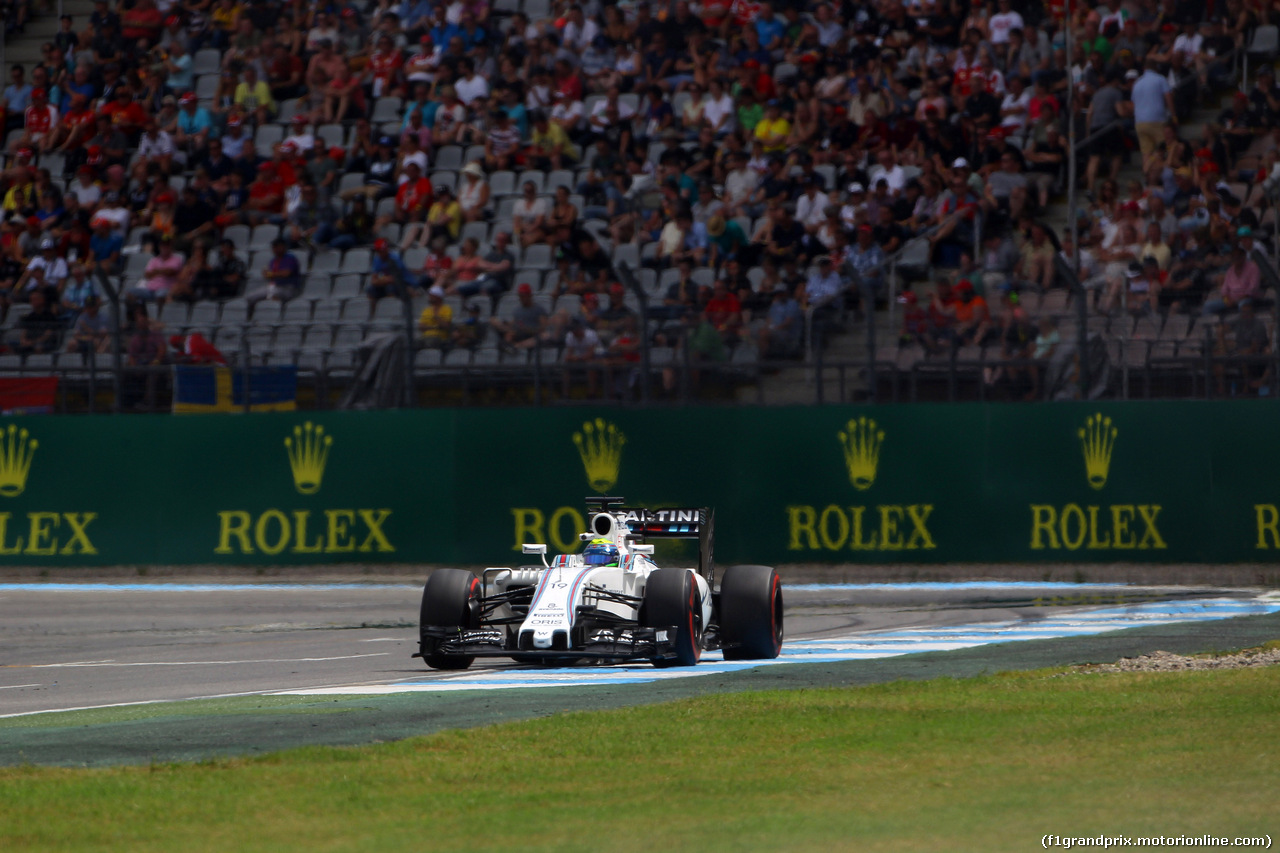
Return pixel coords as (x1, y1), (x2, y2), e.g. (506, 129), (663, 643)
(434, 146), (463, 172)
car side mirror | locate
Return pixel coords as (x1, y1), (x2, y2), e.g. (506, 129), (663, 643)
(631, 544), (655, 555)
(522, 544), (547, 555)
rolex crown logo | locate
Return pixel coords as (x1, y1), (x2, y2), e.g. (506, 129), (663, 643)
(0, 423), (37, 498)
(573, 418), (625, 493)
(1078, 412), (1117, 490)
(285, 422), (333, 495)
(838, 417), (884, 491)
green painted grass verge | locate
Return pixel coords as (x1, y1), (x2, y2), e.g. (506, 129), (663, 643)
(2, 666), (1278, 852)
(0, 696), (353, 730)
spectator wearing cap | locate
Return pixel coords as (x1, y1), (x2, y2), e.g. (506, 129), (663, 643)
(174, 92), (213, 159)
(457, 162), (491, 225)
(13, 85), (58, 156)
(417, 286), (453, 348)
(1102, 259), (1158, 316)
(365, 237), (415, 315)
(800, 253), (846, 337)
(218, 114), (251, 160)
(403, 35), (439, 86)
(66, 164), (101, 209)
(280, 115), (314, 158)
(706, 214), (750, 269)
(245, 238), (303, 315)
(16, 234), (69, 303)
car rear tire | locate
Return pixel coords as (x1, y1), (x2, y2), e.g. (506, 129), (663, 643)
(419, 569), (481, 670)
(643, 568), (703, 667)
(719, 565), (783, 660)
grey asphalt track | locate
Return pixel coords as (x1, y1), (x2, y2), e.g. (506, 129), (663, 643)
(0, 580), (1275, 766)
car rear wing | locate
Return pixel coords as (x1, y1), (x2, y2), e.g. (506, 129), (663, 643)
(585, 497), (716, 582)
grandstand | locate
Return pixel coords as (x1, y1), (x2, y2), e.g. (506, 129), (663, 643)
(0, 0), (1277, 411)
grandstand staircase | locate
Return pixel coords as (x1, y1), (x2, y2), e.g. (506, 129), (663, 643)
(2, 0), (94, 67)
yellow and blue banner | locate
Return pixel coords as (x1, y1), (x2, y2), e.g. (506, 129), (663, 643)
(172, 366), (297, 413)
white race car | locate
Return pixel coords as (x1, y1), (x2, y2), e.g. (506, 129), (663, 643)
(417, 498), (783, 669)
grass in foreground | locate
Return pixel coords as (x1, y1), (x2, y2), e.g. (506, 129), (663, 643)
(2, 666), (1278, 852)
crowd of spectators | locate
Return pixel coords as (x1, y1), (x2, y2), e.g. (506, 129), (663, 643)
(0, 0), (1274, 399)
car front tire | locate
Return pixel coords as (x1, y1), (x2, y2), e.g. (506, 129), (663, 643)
(643, 568), (703, 668)
(419, 568), (481, 670)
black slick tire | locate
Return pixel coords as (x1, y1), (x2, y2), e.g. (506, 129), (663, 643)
(419, 569), (481, 670)
(642, 568), (703, 667)
(719, 565), (783, 660)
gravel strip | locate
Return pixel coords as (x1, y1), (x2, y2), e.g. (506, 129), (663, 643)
(1077, 647), (1280, 673)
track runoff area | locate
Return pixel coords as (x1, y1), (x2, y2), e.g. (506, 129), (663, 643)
(1, 579), (1278, 719)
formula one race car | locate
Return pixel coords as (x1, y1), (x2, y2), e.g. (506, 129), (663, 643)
(416, 498), (783, 669)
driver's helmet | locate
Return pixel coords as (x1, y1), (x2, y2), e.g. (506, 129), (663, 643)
(582, 538), (620, 566)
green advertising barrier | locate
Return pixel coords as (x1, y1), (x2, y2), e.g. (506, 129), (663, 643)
(0, 402), (1277, 566)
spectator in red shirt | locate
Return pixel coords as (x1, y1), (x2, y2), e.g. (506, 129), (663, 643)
(367, 34), (404, 99)
(704, 278), (743, 343)
(100, 86), (148, 141)
(120, 0), (164, 44)
(383, 160), (432, 229)
(17, 87), (58, 154)
(246, 162), (285, 224)
(49, 92), (94, 156)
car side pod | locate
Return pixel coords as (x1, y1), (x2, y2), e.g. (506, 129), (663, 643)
(717, 565), (783, 660)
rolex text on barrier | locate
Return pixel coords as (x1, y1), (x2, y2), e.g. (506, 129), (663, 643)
(213, 422), (395, 556)
(0, 402), (1277, 566)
